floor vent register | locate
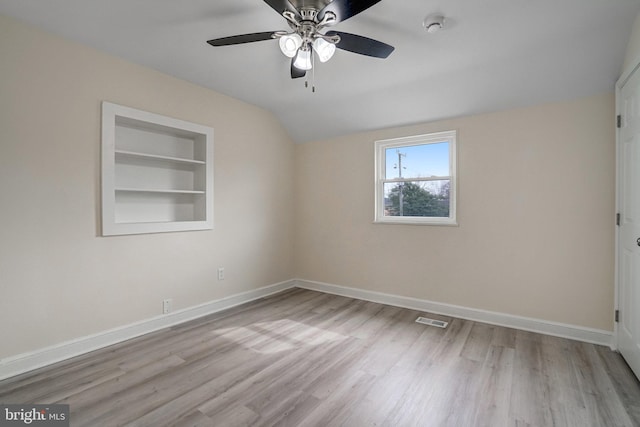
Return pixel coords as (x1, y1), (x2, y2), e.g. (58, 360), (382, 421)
(415, 316), (449, 328)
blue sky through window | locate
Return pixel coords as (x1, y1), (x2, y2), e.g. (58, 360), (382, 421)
(385, 142), (449, 179)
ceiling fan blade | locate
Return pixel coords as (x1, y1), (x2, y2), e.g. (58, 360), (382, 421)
(326, 31), (394, 58)
(291, 58), (306, 79)
(207, 32), (276, 46)
(263, 0), (301, 19)
(318, 0), (382, 24)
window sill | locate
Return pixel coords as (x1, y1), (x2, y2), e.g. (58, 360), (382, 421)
(373, 218), (458, 226)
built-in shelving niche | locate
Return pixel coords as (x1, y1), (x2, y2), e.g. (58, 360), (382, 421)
(101, 102), (213, 236)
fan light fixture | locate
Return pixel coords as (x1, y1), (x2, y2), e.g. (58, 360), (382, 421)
(313, 37), (336, 63)
(274, 9), (341, 72)
(293, 47), (313, 70)
(279, 34), (338, 69)
(279, 33), (303, 58)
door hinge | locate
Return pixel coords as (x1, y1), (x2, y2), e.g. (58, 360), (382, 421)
(617, 115), (622, 128)
(617, 212), (621, 226)
(615, 309), (619, 323)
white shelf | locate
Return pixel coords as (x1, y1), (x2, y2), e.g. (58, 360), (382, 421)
(102, 102), (214, 236)
(115, 150), (206, 165)
(115, 188), (206, 194)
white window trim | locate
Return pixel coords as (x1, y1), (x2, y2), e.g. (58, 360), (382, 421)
(374, 130), (457, 225)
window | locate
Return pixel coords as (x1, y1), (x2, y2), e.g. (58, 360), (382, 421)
(374, 130), (457, 225)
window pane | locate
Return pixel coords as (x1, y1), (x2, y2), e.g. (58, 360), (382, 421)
(385, 142), (449, 179)
(383, 180), (450, 217)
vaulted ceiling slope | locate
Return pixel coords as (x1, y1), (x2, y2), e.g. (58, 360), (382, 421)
(0, 0), (638, 143)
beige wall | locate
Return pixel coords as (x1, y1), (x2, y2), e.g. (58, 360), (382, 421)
(0, 15), (295, 359)
(295, 93), (615, 331)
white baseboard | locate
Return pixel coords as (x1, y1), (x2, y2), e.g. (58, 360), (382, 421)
(1, 278), (614, 381)
(294, 279), (614, 348)
(0, 280), (296, 381)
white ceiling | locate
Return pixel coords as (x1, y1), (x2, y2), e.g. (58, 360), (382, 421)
(0, 0), (638, 143)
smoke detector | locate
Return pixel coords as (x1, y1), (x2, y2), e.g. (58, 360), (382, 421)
(423, 14), (446, 34)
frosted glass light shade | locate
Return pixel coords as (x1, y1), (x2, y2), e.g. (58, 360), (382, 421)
(293, 48), (313, 70)
(279, 34), (302, 58)
(313, 38), (336, 63)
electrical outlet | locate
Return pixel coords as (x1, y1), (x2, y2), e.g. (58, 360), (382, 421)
(163, 299), (172, 314)
(218, 267), (225, 281)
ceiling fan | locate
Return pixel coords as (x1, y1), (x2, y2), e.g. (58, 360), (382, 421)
(206, 0), (394, 79)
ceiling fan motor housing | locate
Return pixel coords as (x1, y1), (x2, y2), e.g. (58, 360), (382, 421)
(299, 8), (318, 22)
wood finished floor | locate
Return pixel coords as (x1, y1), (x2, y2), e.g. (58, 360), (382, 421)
(1, 288), (640, 426)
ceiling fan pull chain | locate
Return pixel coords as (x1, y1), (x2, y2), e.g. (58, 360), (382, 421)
(312, 52), (316, 93)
